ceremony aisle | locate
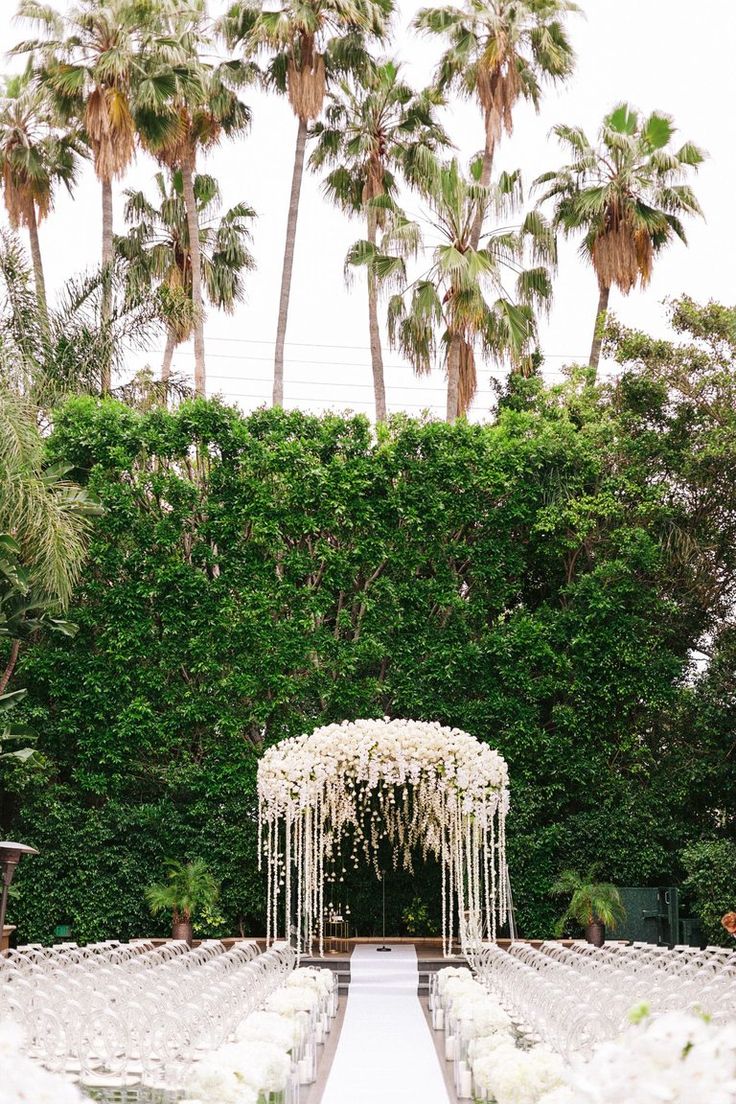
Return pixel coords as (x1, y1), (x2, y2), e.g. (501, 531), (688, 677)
(320, 945), (451, 1104)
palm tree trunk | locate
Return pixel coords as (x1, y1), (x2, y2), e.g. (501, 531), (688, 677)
(470, 135), (495, 249)
(26, 203), (48, 328)
(446, 334), (462, 422)
(161, 329), (176, 383)
(0, 640), (20, 696)
(589, 283), (611, 373)
(367, 210), (387, 422)
(181, 155), (206, 397)
(274, 117), (308, 408)
(101, 177), (114, 394)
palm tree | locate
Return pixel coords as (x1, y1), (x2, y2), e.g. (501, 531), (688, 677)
(0, 70), (84, 323)
(414, 0), (579, 246)
(0, 228), (163, 404)
(221, 0), (393, 408)
(310, 60), (449, 421)
(117, 170), (256, 380)
(0, 385), (95, 607)
(373, 158), (555, 421)
(535, 103), (705, 371)
(15, 0), (146, 373)
(137, 2), (253, 396)
(145, 858), (220, 943)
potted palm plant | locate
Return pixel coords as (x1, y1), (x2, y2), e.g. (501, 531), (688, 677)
(551, 868), (626, 947)
(145, 859), (220, 945)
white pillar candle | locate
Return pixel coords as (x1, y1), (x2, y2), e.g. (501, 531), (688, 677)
(433, 1008), (444, 1031)
(459, 1064), (473, 1099)
(445, 1034), (456, 1061)
(298, 1058), (314, 1084)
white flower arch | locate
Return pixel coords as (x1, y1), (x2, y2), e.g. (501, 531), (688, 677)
(257, 718), (510, 956)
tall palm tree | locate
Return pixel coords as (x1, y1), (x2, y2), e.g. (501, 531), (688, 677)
(414, 0), (578, 246)
(310, 59), (449, 421)
(535, 103), (705, 371)
(117, 170), (256, 380)
(138, 1), (253, 396)
(221, 0), (393, 408)
(0, 70), (84, 323)
(15, 0), (148, 372)
(375, 157), (555, 421)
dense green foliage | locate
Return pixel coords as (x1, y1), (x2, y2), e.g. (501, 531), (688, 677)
(3, 300), (736, 942)
(681, 840), (736, 948)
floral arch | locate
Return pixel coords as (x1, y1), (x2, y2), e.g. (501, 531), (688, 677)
(257, 718), (510, 957)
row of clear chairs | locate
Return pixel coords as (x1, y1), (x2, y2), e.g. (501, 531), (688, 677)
(1, 938), (291, 1089)
(469, 941), (736, 1057)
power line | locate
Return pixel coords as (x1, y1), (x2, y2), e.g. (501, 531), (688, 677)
(197, 393), (482, 411)
(201, 333), (589, 360)
(160, 350), (572, 378)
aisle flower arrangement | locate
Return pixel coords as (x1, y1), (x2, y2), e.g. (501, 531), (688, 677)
(186, 968), (334, 1104)
(258, 718), (510, 955)
(431, 967), (563, 1102)
(559, 1007), (736, 1104)
(0, 1020), (87, 1104)
(432, 968), (736, 1104)
(2, 965), (337, 1104)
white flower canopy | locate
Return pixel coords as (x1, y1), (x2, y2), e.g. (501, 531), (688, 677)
(257, 718), (510, 956)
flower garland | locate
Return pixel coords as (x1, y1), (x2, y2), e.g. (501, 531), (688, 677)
(257, 717), (510, 956)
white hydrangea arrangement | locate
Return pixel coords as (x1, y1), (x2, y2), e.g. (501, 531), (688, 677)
(258, 717), (510, 955)
(0, 1020), (87, 1104)
(434, 967), (736, 1104)
(563, 1007), (736, 1104)
(473, 1042), (565, 1104)
(188, 1040), (291, 1103)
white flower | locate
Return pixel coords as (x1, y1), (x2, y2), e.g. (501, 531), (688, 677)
(265, 984), (319, 1015)
(235, 1010), (299, 1052)
(289, 967), (334, 998)
(191, 1040), (290, 1102)
(187, 1062), (258, 1104)
(468, 1033), (516, 1061)
(473, 1043), (564, 1104)
(566, 1010), (736, 1104)
(456, 995), (512, 1039)
(0, 1021), (87, 1104)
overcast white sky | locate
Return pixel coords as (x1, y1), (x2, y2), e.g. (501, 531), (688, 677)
(1, 0), (734, 421)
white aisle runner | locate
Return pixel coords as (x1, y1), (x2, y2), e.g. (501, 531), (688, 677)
(320, 945), (451, 1104)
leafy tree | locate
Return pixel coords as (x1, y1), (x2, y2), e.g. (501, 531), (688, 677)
(117, 170), (256, 381)
(0, 68), (85, 323)
(414, 0), (578, 245)
(535, 103), (705, 370)
(681, 841), (736, 948)
(310, 59), (449, 421)
(381, 157), (555, 420)
(6, 299), (736, 941)
(221, 0), (393, 408)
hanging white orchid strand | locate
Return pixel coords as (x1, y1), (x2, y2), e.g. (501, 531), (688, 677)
(258, 718), (510, 957)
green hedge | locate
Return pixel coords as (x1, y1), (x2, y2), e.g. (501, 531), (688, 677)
(4, 358), (736, 940)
